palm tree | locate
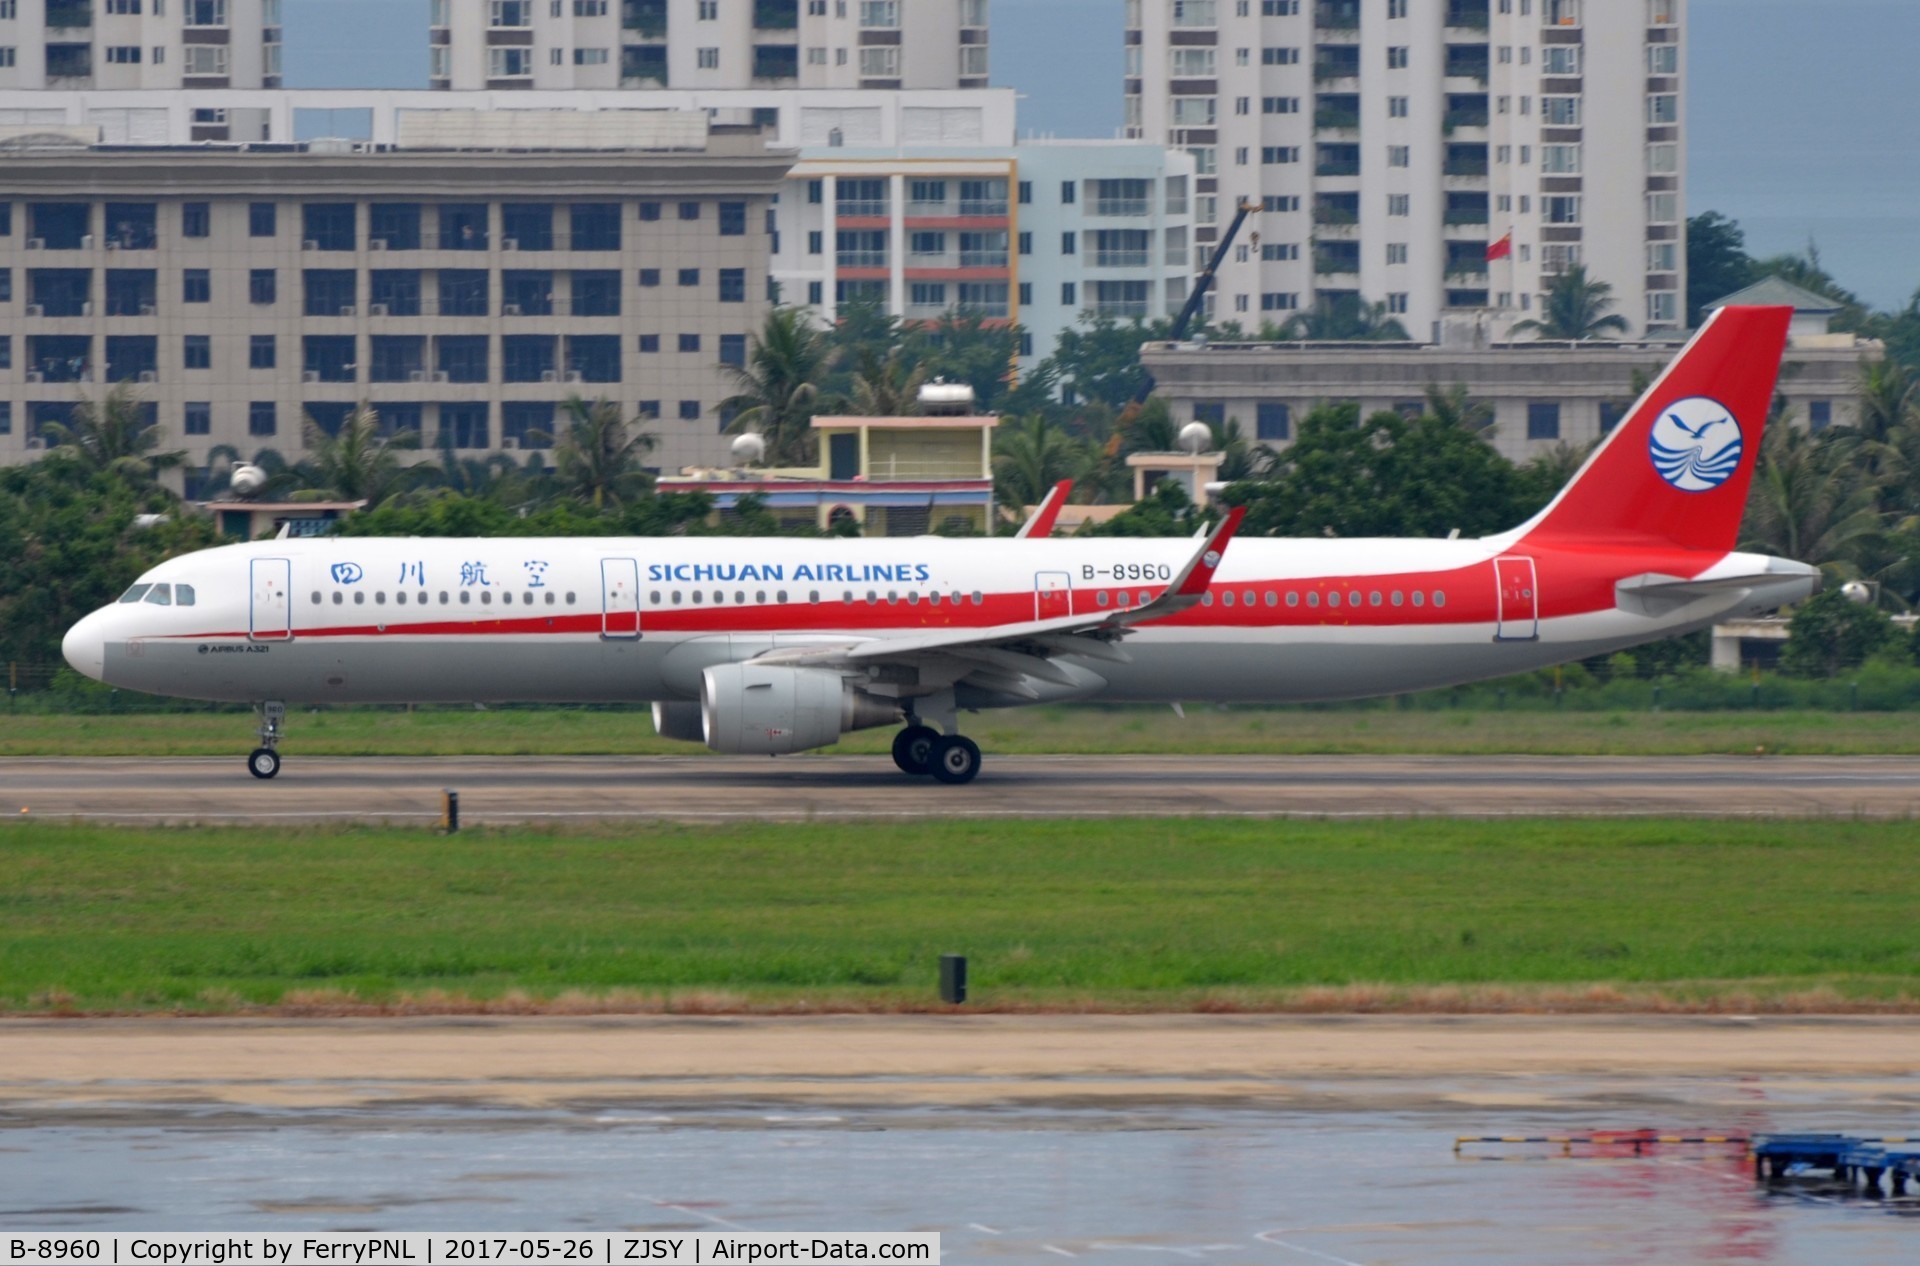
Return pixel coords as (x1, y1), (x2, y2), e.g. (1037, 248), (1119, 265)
(1855, 358), (1918, 444)
(720, 306), (834, 466)
(1509, 265), (1631, 340)
(1280, 295), (1411, 341)
(40, 383), (186, 484)
(545, 395), (655, 509)
(1740, 418), (1885, 572)
(1423, 382), (1496, 435)
(846, 345), (927, 417)
(993, 414), (1087, 512)
(296, 403), (429, 508)
(1209, 417), (1275, 483)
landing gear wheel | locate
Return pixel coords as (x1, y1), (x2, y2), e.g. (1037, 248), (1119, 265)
(892, 725), (940, 776)
(928, 734), (982, 785)
(247, 746), (281, 780)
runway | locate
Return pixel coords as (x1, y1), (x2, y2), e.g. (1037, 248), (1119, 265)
(6, 753), (1920, 822)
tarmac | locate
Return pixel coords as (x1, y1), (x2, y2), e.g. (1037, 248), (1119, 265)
(5, 753), (1920, 822)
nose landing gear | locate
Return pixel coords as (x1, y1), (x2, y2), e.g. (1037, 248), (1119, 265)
(248, 701), (286, 779)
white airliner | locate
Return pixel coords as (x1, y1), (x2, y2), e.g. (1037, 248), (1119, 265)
(64, 306), (1816, 784)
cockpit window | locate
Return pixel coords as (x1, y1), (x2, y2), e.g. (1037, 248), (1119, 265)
(118, 584), (153, 604)
(143, 584), (173, 606)
(175, 584), (196, 607)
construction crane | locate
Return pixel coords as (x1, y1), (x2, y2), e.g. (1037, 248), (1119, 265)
(1135, 199), (1260, 403)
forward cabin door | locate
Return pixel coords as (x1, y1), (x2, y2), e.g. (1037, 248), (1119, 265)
(1035, 571), (1072, 621)
(600, 557), (641, 640)
(1494, 555), (1539, 641)
(248, 557), (292, 642)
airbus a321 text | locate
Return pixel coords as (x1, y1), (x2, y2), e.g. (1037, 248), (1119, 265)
(65, 306), (1817, 785)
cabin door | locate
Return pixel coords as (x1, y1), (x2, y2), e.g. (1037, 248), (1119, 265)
(1494, 555), (1539, 641)
(249, 557), (292, 642)
(1035, 571), (1072, 621)
(601, 557), (642, 640)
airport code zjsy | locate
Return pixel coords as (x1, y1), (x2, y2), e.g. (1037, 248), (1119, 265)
(3, 1237), (938, 1266)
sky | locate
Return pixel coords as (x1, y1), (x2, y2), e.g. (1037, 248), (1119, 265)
(283, 0), (1920, 310)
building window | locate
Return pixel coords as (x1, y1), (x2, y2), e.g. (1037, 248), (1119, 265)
(718, 269), (747, 303)
(184, 403), (210, 436)
(185, 0), (229, 26)
(1647, 292), (1678, 325)
(245, 334), (275, 370)
(183, 335), (210, 370)
(1256, 402), (1290, 441)
(1646, 94), (1678, 125)
(182, 269), (211, 304)
(639, 268), (661, 287)
(437, 335), (488, 382)
(718, 202), (748, 236)
(1541, 144), (1581, 174)
(1526, 402), (1560, 441)
(1061, 282), (1077, 306)
(572, 271), (621, 317)
(184, 45), (229, 75)
(571, 203), (621, 251)
(679, 400), (701, 421)
(1387, 194), (1410, 216)
(1387, 145), (1409, 168)
(680, 202), (701, 221)
(638, 334), (660, 353)
(678, 268), (700, 287)
(182, 203), (211, 239)
(679, 334), (701, 353)
(1387, 46), (1408, 69)
(105, 46), (142, 64)
(1543, 196), (1581, 224)
(1388, 96), (1408, 118)
(248, 402), (276, 437)
(858, 0), (898, 26)
(1260, 293), (1299, 311)
(697, 47), (719, 69)
(1808, 400), (1833, 432)
(1386, 243), (1407, 265)
(719, 334), (747, 367)
(1542, 96), (1580, 126)
(249, 203), (277, 238)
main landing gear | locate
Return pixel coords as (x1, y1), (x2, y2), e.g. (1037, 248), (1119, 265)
(890, 693), (983, 785)
(248, 700), (285, 780)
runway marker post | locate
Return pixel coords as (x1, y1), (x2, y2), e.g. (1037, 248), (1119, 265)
(939, 953), (967, 1005)
(442, 788), (460, 833)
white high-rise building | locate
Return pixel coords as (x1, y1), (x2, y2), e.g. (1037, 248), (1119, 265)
(430, 0), (990, 93)
(0, 0), (282, 107)
(1127, 0), (1685, 339)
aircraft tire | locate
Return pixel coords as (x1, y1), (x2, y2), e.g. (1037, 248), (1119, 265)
(891, 725), (940, 776)
(248, 747), (282, 780)
(928, 734), (982, 785)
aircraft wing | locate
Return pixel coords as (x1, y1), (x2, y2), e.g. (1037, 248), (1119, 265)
(1013, 480), (1072, 539)
(753, 509), (1245, 697)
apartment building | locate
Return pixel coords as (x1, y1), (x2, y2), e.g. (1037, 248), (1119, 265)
(775, 140), (1197, 365)
(0, 1), (280, 122)
(0, 113), (793, 481)
(1128, 0), (1685, 339)
(431, 0), (989, 92)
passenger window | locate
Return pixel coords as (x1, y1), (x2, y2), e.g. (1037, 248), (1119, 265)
(1391, 591), (1403, 606)
(144, 584), (173, 606)
(1263, 591), (1277, 607)
(736, 591), (746, 604)
(332, 592), (344, 605)
(397, 592), (408, 605)
(1307, 592), (1319, 608)
(440, 592), (450, 604)
(1434, 591), (1447, 608)
(1412, 591), (1425, 607)
(375, 592), (387, 605)
(311, 591), (323, 605)
(971, 591), (984, 605)
(713, 591), (724, 605)
(119, 584), (153, 604)
(692, 591), (704, 604)
(1287, 591), (1300, 607)
(1328, 592), (1341, 608)
(1201, 592), (1214, 607)
(777, 590), (788, 603)
(809, 591), (820, 604)
(566, 592), (577, 604)
(459, 592), (471, 604)
(1370, 591), (1382, 607)
(546, 592), (557, 605)
(481, 591), (492, 605)
(353, 592), (365, 605)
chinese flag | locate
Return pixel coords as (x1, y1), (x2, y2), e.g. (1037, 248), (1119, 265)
(1486, 231), (1513, 262)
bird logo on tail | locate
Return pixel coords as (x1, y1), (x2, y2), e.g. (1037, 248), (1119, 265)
(1649, 396), (1744, 493)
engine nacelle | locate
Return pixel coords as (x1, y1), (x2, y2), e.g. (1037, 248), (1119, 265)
(700, 663), (899, 755)
(651, 700), (706, 744)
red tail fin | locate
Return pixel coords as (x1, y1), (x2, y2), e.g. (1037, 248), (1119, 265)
(1511, 305), (1792, 554)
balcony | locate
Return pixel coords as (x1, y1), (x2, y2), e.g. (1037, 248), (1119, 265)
(621, 0), (666, 38)
(1093, 250), (1150, 269)
(1314, 48), (1360, 80)
(752, 44), (799, 80)
(836, 250), (889, 269)
(1314, 1), (1359, 30)
(621, 45), (667, 85)
(1313, 251), (1360, 276)
(958, 198), (1008, 217)
(837, 199), (889, 219)
(959, 250), (1008, 268)
(1314, 105), (1360, 131)
(1443, 145), (1489, 177)
(1094, 197), (1150, 217)
(1445, 0), (1490, 30)
(1312, 204), (1358, 227)
(46, 1), (92, 29)
(1443, 105), (1490, 132)
(1443, 210), (1490, 227)
(753, 0), (798, 29)
(1445, 44), (1490, 82)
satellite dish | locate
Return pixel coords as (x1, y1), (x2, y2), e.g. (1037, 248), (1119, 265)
(1178, 421), (1213, 455)
(1841, 580), (1873, 606)
(730, 433), (767, 467)
(230, 463), (268, 498)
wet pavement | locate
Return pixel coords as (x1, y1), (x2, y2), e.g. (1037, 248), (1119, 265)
(5, 1080), (1918, 1263)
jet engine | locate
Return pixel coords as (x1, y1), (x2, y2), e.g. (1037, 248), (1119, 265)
(700, 663), (900, 755)
(651, 700), (706, 744)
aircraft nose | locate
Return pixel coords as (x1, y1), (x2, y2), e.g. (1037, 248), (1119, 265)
(62, 609), (108, 683)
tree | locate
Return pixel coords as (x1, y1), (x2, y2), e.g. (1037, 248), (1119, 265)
(992, 414), (1087, 512)
(1082, 477), (1206, 538)
(1509, 265), (1631, 340)
(906, 310), (1024, 414)
(296, 404), (430, 508)
(546, 395), (655, 509)
(1740, 418), (1885, 571)
(1225, 402), (1537, 539)
(845, 345), (927, 417)
(1854, 357), (1918, 444)
(1685, 211), (1755, 326)
(1043, 313), (1170, 408)
(1279, 294), (1410, 342)
(1423, 382), (1495, 435)
(720, 306), (835, 466)
(39, 383), (186, 485)
(1779, 588), (1897, 678)
(1209, 416), (1274, 483)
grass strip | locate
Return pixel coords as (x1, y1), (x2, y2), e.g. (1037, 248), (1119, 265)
(1, 817), (1916, 1014)
(6, 707), (1920, 757)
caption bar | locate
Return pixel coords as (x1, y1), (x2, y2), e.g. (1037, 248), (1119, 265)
(4, 1237), (938, 1266)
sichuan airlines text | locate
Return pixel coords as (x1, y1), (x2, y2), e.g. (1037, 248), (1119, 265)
(3, 1236), (937, 1266)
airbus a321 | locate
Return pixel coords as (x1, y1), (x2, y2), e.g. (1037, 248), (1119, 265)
(64, 305), (1816, 785)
